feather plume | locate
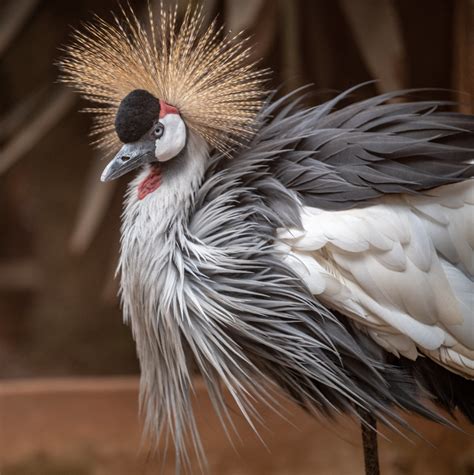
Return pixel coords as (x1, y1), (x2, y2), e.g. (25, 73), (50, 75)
(58, 3), (268, 154)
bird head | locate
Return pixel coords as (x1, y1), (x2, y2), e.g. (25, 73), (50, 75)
(101, 89), (186, 182)
(58, 4), (268, 184)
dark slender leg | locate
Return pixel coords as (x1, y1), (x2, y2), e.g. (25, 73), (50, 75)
(358, 408), (380, 475)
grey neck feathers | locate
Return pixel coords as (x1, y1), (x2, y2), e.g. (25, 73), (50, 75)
(158, 132), (209, 221)
(119, 131), (209, 326)
(123, 131), (209, 235)
(117, 131), (210, 467)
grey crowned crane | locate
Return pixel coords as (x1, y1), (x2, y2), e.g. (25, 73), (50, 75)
(60, 5), (474, 474)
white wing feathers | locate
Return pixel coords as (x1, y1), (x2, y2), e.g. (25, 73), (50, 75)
(277, 181), (474, 377)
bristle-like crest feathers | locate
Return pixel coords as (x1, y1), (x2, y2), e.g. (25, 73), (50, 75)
(59, 3), (268, 153)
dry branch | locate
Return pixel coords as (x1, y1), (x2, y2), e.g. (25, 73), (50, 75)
(0, 0), (39, 57)
(340, 0), (406, 92)
(69, 157), (117, 255)
(0, 88), (75, 175)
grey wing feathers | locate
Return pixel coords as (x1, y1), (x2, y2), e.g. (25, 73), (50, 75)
(187, 85), (474, 434)
(262, 87), (474, 210)
(193, 151), (446, 435)
(191, 85), (474, 430)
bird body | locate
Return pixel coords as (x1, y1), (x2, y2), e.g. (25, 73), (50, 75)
(60, 4), (474, 469)
(279, 179), (474, 376)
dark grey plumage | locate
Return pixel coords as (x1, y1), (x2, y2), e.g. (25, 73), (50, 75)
(202, 86), (474, 414)
(117, 87), (473, 470)
(267, 87), (474, 210)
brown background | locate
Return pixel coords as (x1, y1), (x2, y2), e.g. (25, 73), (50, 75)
(0, 0), (473, 473)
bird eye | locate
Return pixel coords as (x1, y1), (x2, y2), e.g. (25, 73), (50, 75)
(153, 123), (164, 139)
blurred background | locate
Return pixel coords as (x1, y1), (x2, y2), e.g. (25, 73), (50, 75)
(0, 0), (472, 474)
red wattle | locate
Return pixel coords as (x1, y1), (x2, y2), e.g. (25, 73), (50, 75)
(138, 165), (161, 200)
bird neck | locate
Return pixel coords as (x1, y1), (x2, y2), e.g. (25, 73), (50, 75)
(118, 131), (209, 335)
(123, 131), (209, 235)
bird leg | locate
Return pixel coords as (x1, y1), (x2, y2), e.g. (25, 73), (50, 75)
(358, 408), (380, 475)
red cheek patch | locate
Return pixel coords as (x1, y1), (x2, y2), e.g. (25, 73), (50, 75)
(138, 165), (161, 200)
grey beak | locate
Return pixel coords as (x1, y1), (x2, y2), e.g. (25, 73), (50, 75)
(101, 141), (155, 182)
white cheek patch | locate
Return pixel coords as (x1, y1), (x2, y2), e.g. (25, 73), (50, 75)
(154, 114), (186, 162)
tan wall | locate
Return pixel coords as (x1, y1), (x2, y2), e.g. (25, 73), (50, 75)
(1, 377), (473, 474)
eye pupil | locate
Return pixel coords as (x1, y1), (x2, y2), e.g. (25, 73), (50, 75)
(154, 124), (164, 138)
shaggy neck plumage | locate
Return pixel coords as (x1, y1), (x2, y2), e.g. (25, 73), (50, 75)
(119, 130), (209, 327)
(118, 131), (209, 466)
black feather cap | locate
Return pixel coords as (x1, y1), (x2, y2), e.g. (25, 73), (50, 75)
(115, 89), (161, 143)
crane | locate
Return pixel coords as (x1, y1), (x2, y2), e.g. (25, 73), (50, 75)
(60, 4), (473, 474)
